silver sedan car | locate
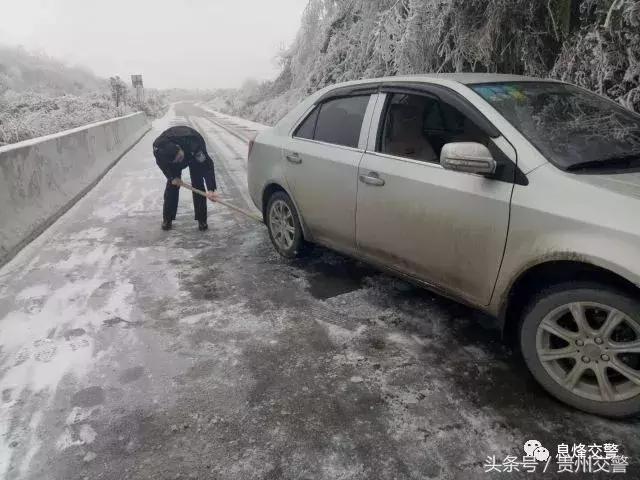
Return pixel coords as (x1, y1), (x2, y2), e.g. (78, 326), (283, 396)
(247, 74), (640, 417)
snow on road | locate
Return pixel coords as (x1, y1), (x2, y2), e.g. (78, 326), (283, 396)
(189, 115), (258, 214)
(1, 104), (639, 480)
(0, 106), (202, 478)
(196, 104), (269, 134)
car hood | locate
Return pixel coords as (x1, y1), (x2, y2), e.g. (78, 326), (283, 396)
(573, 171), (640, 200)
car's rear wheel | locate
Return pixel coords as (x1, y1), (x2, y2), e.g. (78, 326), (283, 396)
(520, 282), (640, 418)
(265, 191), (307, 258)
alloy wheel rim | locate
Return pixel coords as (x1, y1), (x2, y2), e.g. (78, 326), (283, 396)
(536, 302), (640, 402)
(269, 200), (295, 250)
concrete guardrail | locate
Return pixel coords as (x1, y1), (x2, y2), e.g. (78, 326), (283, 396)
(0, 112), (150, 266)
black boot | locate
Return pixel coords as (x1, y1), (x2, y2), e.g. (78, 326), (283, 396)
(161, 219), (172, 231)
(198, 221), (208, 231)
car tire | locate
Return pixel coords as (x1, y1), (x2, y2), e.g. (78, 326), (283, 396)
(265, 191), (307, 259)
(520, 282), (640, 418)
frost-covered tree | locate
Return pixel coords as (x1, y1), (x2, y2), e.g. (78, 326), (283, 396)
(109, 76), (128, 109)
(211, 0), (640, 125)
(553, 0), (640, 112)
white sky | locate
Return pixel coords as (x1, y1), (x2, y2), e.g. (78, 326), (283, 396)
(0, 0), (309, 89)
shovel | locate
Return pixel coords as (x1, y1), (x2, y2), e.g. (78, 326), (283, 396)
(179, 181), (264, 224)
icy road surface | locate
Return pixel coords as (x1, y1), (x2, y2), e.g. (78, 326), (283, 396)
(0, 103), (638, 480)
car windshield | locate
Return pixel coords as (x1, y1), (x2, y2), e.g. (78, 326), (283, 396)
(471, 82), (640, 172)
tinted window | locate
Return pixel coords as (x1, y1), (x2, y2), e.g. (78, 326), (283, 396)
(379, 93), (486, 163)
(471, 82), (640, 171)
(293, 107), (319, 139)
(423, 98), (445, 131)
(314, 95), (370, 148)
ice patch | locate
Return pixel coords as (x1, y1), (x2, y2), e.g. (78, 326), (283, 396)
(0, 269), (134, 477)
(197, 106), (269, 132)
(322, 287), (394, 321)
(16, 284), (51, 300)
(17, 411), (43, 477)
(180, 312), (211, 325)
(92, 204), (125, 221)
(462, 344), (489, 361)
(316, 318), (365, 345)
(83, 451), (97, 462)
(152, 103), (176, 132)
(66, 406), (98, 426)
(78, 424), (97, 444)
(386, 332), (430, 357)
(64, 227), (109, 242)
(54, 244), (119, 271)
(56, 424), (97, 451)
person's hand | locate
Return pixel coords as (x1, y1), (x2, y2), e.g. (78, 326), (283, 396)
(171, 178), (183, 187)
(206, 191), (221, 202)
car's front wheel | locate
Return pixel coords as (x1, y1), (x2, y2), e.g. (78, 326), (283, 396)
(265, 191), (307, 258)
(520, 282), (640, 418)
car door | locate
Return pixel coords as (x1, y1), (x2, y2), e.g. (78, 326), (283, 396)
(355, 88), (515, 306)
(282, 94), (377, 253)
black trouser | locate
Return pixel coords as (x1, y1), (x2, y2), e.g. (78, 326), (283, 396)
(163, 164), (208, 223)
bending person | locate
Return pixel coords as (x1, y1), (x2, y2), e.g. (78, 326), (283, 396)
(153, 126), (220, 231)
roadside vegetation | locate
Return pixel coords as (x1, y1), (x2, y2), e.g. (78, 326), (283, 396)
(208, 0), (640, 125)
(0, 46), (167, 146)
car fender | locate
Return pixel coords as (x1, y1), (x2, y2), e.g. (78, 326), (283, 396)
(492, 164), (640, 318)
(491, 238), (640, 319)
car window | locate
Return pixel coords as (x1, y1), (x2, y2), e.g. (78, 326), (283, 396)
(313, 95), (370, 148)
(423, 98), (445, 131)
(472, 82), (640, 172)
(378, 93), (487, 163)
(293, 106), (319, 140)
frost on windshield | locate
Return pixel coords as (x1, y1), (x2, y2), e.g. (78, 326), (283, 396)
(475, 83), (640, 170)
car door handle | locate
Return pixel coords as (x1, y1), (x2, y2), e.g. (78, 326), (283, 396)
(286, 152), (302, 164)
(359, 172), (385, 187)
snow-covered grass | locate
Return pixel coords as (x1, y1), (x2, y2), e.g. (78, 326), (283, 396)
(0, 91), (131, 145)
(0, 46), (167, 146)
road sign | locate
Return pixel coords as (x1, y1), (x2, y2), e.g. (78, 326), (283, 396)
(131, 75), (144, 103)
(131, 75), (143, 88)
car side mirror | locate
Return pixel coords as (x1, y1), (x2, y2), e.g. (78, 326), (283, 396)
(440, 142), (497, 175)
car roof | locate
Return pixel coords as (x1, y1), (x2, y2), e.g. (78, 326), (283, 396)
(323, 73), (557, 91)
(399, 73), (552, 84)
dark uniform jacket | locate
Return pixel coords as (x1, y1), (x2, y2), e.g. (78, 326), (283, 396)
(153, 126), (217, 190)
